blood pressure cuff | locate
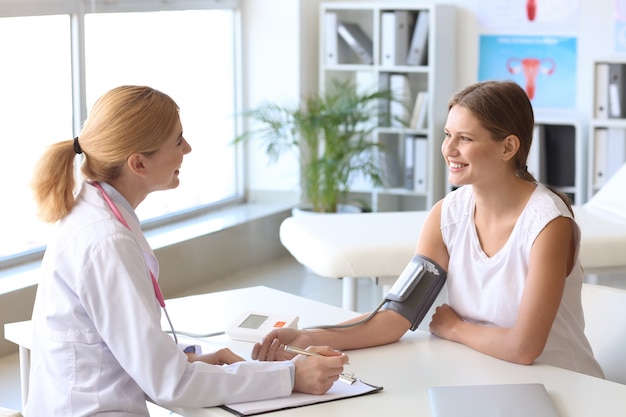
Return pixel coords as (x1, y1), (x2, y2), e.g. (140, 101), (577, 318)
(381, 254), (447, 331)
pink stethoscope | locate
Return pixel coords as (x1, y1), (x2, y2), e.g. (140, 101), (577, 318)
(91, 181), (179, 345)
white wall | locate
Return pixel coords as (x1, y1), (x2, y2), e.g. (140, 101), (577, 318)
(242, 0), (321, 203)
(243, 0), (623, 200)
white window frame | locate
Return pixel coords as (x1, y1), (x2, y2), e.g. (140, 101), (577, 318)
(0, 0), (245, 268)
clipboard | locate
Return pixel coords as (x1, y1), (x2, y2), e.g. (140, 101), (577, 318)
(221, 379), (383, 416)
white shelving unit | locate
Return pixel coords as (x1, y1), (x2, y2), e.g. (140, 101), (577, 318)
(320, 2), (456, 211)
(531, 112), (586, 205)
(588, 59), (626, 200)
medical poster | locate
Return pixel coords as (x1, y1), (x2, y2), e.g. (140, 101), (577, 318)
(478, 35), (577, 109)
(475, 0), (581, 33)
(616, 0), (626, 52)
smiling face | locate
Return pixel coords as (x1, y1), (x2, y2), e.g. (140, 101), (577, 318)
(142, 117), (192, 192)
(444, 81), (535, 185)
(442, 105), (511, 187)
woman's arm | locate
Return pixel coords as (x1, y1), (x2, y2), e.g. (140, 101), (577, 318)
(252, 300), (413, 362)
(186, 347), (245, 365)
(429, 216), (574, 365)
(253, 201), (449, 360)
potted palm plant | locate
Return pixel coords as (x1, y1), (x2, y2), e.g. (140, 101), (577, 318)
(235, 79), (394, 213)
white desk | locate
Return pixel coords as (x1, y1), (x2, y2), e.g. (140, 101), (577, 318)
(3, 286), (358, 410)
(6, 286), (626, 416)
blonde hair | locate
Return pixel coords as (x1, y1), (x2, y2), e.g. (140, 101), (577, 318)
(31, 85), (180, 223)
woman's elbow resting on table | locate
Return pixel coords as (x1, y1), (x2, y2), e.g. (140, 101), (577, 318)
(484, 333), (545, 366)
(430, 304), (546, 365)
(504, 333), (547, 365)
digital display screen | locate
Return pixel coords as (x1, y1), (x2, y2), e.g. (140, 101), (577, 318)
(239, 314), (268, 329)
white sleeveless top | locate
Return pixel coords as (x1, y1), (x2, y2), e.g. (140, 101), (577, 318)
(441, 184), (604, 378)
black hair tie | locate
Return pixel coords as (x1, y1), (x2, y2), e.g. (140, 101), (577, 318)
(73, 137), (83, 155)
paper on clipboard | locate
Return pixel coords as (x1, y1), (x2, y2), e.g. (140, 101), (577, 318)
(221, 379), (383, 416)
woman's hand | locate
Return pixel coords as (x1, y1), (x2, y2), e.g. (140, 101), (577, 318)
(291, 346), (349, 395)
(186, 347), (245, 365)
(429, 303), (463, 341)
(252, 328), (314, 361)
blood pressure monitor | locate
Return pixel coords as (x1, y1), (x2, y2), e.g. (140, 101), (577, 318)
(226, 311), (299, 343)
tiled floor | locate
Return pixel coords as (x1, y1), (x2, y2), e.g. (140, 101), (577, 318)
(0, 255), (382, 414)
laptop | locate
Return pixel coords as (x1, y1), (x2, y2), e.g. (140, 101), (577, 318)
(429, 383), (561, 417)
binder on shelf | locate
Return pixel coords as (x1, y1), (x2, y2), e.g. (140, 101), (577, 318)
(606, 127), (626, 180)
(381, 12), (395, 66)
(382, 138), (403, 188)
(409, 91), (427, 129)
(594, 128), (626, 190)
(406, 10), (429, 66)
(381, 11), (412, 66)
(528, 124), (546, 182)
(543, 125), (575, 188)
(608, 63), (626, 118)
(324, 12), (338, 65)
(594, 128), (608, 189)
(404, 136), (415, 190)
(415, 92), (429, 130)
(389, 73), (411, 127)
(378, 72), (391, 126)
(413, 137), (428, 193)
(337, 21), (373, 65)
(595, 63), (609, 118)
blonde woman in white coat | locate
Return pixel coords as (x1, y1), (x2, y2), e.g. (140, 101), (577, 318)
(27, 85), (348, 416)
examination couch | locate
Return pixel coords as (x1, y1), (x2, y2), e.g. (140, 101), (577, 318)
(280, 164), (626, 310)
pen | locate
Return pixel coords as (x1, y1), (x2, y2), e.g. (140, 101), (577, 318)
(284, 345), (356, 384)
(284, 345), (321, 357)
(284, 345), (351, 363)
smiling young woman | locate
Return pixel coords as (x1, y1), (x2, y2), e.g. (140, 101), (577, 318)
(253, 81), (604, 381)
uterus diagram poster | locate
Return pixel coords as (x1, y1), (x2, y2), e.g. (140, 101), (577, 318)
(475, 0), (581, 33)
(478, 35), (577, 109)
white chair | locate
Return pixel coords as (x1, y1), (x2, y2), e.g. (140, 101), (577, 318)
(581, 283), (626, 384)
(574, 163), (626, 277)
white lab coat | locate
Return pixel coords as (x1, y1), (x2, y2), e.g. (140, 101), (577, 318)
(25, 182), (293, 417)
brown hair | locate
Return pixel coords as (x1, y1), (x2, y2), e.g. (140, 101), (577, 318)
(448, 80), (573, 215)
(31, 85), (180, 223)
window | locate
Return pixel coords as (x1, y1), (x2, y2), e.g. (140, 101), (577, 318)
(0, 1), (243, 266)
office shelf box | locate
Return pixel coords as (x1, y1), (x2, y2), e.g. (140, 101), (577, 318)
(320, 2), (456, 211)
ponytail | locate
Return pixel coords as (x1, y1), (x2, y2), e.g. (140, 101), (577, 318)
(31, 140), (80, 223)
